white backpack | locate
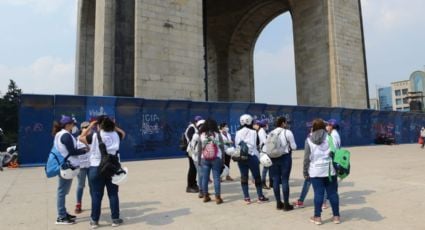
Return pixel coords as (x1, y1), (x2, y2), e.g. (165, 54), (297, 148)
(265, 129), (283, 158)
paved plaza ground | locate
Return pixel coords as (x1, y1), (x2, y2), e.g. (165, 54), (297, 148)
(1, 144), (424, 229)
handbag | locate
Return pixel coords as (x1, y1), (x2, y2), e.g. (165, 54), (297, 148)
(97, 132), (121, 178)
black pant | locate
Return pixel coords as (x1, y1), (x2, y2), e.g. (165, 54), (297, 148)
(224, 154), (231, 168)
(187, 155), (197, 188)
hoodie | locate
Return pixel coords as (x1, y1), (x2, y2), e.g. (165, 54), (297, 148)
(303, 129), (332, 178)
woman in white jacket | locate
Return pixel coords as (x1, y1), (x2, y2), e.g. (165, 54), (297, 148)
(235, 114), (269, 204)
(303, 119), (340, 225)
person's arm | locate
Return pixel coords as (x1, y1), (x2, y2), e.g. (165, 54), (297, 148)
(287, 130), (297, 150)
(303, 139), (311, 178)
(115, 126), (126, 140)
(61, 133), (86, 156)
(187, 126), (195, 141)
(79, 120), (97, 144)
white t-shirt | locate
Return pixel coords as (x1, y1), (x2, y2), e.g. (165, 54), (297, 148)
(235, 127), (259, 158)
(89, 131), (121, 167)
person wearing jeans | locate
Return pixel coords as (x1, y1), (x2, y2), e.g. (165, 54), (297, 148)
(304, 118), (340, 225)
(237, 155), (267, 203)
(270, 153), (293, 210)
(57, 175), (73, 222)
(197, 119), (224, 204)
(268, 117), (297, 211)
(79, 116), (126, 228)
(201, 158), (223, 204)
(235, 114), (269, 204)
(87, 166), (120, 221)
(310, 176), (339, 220)
(75, 121), (92, 214)
(52, 115), (87, 225)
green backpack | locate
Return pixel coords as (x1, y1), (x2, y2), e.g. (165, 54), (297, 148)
(327, 135), (351, 180)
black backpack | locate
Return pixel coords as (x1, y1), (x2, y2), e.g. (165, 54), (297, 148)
(97, 132), (121, 178)
(179, 132), (188, 151)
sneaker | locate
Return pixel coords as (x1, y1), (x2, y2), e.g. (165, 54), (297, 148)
(112, 218), (124, 227)
(198, 192), (204, 199)
(226, 175), (234, 181)
(66, 213), (76, 220)
(55, 216), (75, 225)
(244, 197), (252, 205)
(257, 196), (269, 203)
(203, 194), (211, 203)
(310, 216), (322, 225)
(333, 216), (341, 224)
(293, 200), (305, 208)
(90, 220), (99, 229)
(75, 204), (82, 214)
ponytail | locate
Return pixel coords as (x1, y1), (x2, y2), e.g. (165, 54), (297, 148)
(52, 121), (63, 136)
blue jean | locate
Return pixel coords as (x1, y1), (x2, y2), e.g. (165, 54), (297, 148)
(195, 163), (203, 192)
(261, 166), (270, 182)
(237, 155), (264, 199)
(270, 153), (292, 203)
(298, 178), (327, 202)
(310, 176), (339, 217)
(76, 168), (89, 204)
(201, 158), (222, 196)
(57, 175), (73, 218)
(88, 167), (120, 221)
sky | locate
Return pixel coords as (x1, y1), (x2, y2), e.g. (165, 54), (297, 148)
(0, 0), (424, 106)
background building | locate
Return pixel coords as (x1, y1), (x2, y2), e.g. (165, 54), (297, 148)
(408, 70), (425, 112)
(369, 98), (379, 110)
(391, 80), (410, 111)
(378, 87), (393, 111)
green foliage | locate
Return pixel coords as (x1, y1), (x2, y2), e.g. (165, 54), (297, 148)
(0, 79), (21, 149)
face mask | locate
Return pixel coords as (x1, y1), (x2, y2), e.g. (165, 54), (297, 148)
(224, 127), (229, 132)
(71, 126), (79, 135)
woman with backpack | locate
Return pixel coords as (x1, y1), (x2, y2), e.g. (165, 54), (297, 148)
(268, 117), (297, 211)
(304, 119), (340, 225)
(52, 115), (87, 225)
(79, 116), (126, 228)
(235, 114), (269, 204)
(197, 118), (225, 204)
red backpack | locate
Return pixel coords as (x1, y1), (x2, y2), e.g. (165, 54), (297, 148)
(202, 133), (219, 161)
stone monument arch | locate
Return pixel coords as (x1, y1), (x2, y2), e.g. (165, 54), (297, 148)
(76, 0), (369, 109)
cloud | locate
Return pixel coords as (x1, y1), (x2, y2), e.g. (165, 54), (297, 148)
(0, 0), (72, 14)
(0, 56), (75, 96)
(362, 0), (425, 31)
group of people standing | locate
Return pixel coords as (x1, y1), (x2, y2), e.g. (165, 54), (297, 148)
(184, 114), (342, 225)
(52, 115), (125, 229)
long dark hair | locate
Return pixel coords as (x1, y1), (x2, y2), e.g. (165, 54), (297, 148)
(199, 118), (219, 135)
(100, 117), (115, 132)
(52, 121), (64, 136)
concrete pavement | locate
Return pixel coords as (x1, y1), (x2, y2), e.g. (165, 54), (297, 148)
(1, 144), (424, 229)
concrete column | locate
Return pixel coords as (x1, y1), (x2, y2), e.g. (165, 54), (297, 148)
(75, 0), (95, 95)
(134, 0), (205, 100)
(93, 0), (115, 96)
(290, 0), (367, 109)
(327, 0), (368, 109)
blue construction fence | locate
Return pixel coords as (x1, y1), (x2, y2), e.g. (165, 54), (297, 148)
(19, 94), (425, 166)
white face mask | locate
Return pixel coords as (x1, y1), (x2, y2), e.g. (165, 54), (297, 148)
(223, 127), (229, 132)
(71, 126), (79, 135)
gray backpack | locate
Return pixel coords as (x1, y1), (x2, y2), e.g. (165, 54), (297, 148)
(265, 129), (283, 158)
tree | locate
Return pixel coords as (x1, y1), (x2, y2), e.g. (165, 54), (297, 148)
(4, 79), (22, 104)
(0, 79), (22, 149)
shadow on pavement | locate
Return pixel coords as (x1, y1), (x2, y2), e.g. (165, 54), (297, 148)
(340, 207), (385, 222)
